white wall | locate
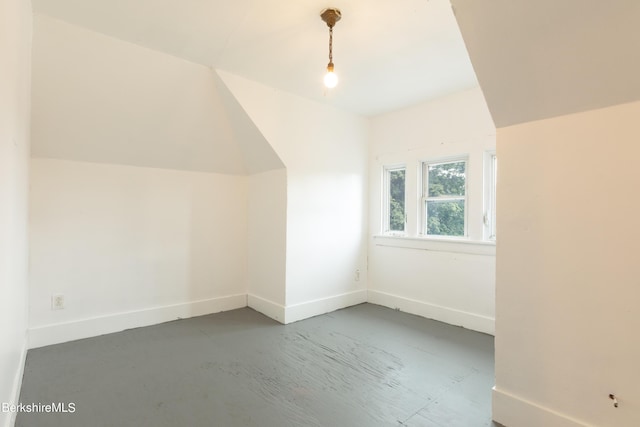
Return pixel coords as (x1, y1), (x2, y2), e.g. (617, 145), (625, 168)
(494, 101), (640, 427)
(0, 0), (31, 426)
(247, 168), (288, 322)
(217, 70), (369, 323)
(29, 159), (248, 347)
(28, 16), (288, 347)
(368, 88), (497, 334)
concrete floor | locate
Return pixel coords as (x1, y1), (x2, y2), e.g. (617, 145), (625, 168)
(18, 304), (498, 426)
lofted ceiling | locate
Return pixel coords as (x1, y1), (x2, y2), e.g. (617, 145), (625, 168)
(31, 15), (284, 175)
(32, 0), (479, 116)
(32, 0), (640, 173)
(451, 0), (640, 127)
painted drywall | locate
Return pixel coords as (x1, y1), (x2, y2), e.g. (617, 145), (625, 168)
(247, 168), (287, 322)
(31, 15), (269, 175)
(32, 0), (478, 117)
(217, 70), (369, 320)
(29, 15), (284, 344)
(212, 73), (284, 175)
(29, 159), (248, 347)
(451, 0), (640, 127)
(494, 101), (640, 427)
(368, 88), (496, 334)
(0, 0), (31, 425)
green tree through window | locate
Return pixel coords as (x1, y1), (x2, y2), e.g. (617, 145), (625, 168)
(388, 169), (405, 232)
(425, 161), (466, 236)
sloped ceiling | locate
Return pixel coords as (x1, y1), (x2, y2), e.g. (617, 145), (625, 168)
(32, 0), (478, 116)
(212, 72), (284, 175)
(451, 0), (640, 127)
(32, 16), (283, 174)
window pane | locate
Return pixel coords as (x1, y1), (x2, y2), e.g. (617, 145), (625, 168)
(389, 169), (405, 231)
(427, 200), (465, 236)
(428, 162), (466, 197)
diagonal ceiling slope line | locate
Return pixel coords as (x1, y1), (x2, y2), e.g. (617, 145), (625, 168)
(31, 15), (249, 174)
(212, 70), (285, 175)
(451, 0), (640, 127)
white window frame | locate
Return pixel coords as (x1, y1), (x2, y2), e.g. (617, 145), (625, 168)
(483, 151), (497, 241)
(382, 164), (407, 236)
(420, 156), (469, 238)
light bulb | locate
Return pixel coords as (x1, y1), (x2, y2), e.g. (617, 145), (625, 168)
(324, 70), (338, 88)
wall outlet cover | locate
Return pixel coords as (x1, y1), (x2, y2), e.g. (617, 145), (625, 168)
(52, 294), (65, 310)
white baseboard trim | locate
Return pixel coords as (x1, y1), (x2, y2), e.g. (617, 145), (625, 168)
(28, 294), (247, 349)
(285, 289), (368, 324)
(247, 294), (285, 324)
(367, 290), (495, 335)
(4, 336), (28, 427)
(493, 387), (590, 427)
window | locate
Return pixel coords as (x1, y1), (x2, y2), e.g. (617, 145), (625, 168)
(383, 166), (406, 234)
(484, 152), (497, 240)
(422, 158), (467, 237)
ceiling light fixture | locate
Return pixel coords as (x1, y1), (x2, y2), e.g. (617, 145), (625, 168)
(320, 8), (341, 89)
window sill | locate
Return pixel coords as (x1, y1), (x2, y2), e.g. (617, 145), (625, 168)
(373, 235), (496, 256)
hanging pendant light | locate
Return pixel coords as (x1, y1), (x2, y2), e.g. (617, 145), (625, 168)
(320, 8), (341, 89)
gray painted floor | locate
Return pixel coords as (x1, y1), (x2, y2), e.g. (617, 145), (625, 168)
(18, 304), (498, 426)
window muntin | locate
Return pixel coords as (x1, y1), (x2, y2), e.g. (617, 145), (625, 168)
(422, 159), (467, 237)
(383, 166), (406, 234)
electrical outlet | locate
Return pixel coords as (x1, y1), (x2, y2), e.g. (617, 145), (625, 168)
(355, 269), (360, 281)
(52, 294), (65, 310)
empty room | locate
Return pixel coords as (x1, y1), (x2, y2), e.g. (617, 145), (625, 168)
(2, 1), (639, 426)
